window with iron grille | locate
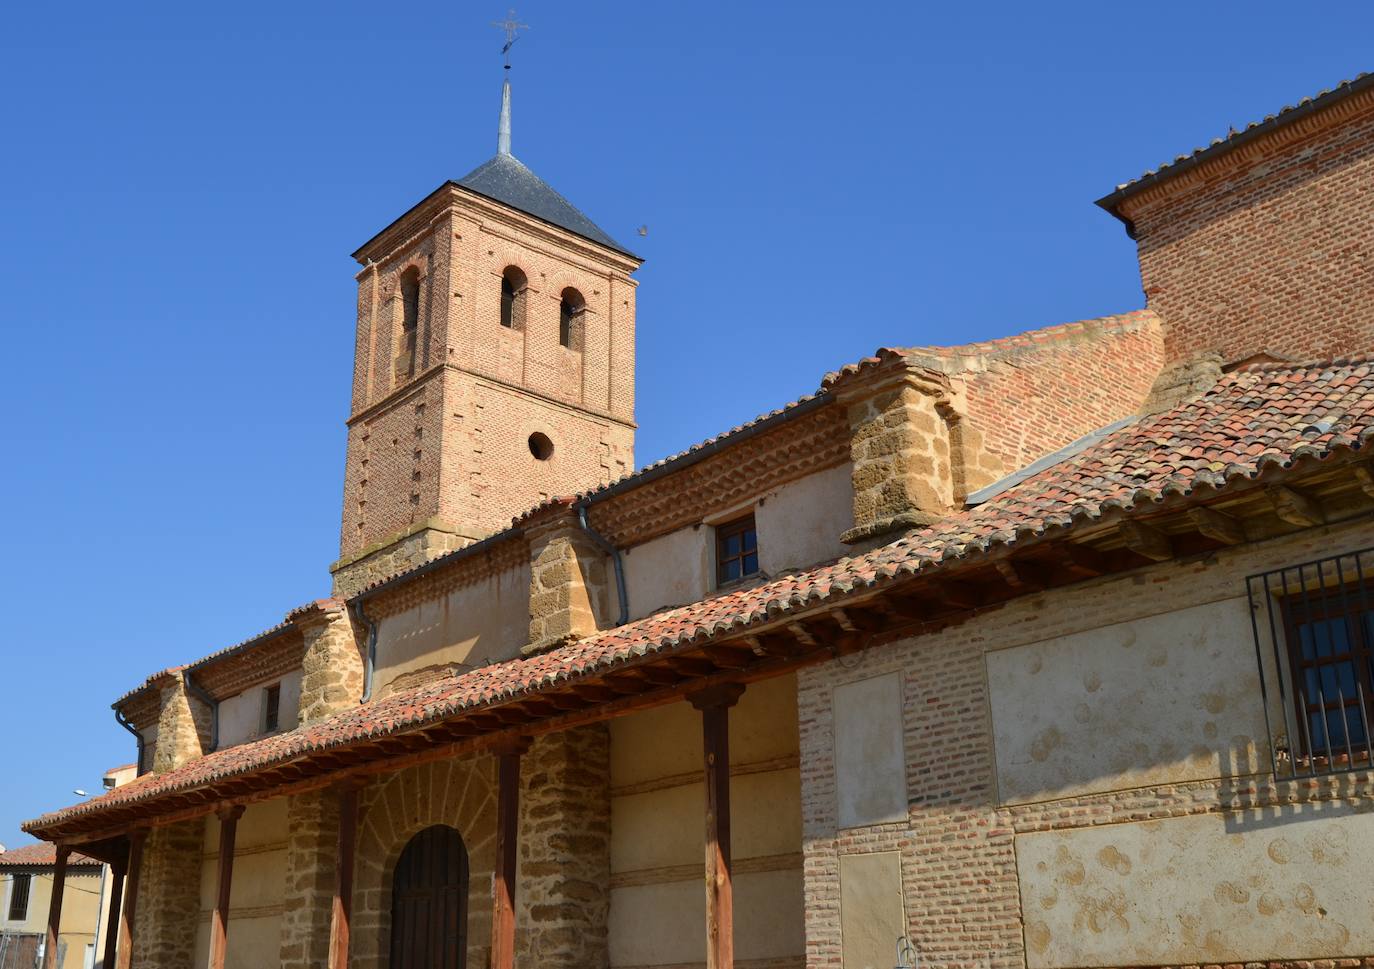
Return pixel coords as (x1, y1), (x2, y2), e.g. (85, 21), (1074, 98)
(1248, 547), (1374, 776)
(716, 515), (759, 586)
(262, 683), (281, 734)
(8, 873), (31, 921)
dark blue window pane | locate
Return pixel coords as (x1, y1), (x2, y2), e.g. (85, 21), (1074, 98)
(742, 552), (758, 576)
(743, 529), (757, 553)
(724, 559), (741, 581)
(725, 534), (741, 557)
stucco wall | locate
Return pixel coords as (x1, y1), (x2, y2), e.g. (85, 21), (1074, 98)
(1019, 804), (1374, 968)
(217, 670), (303, 748)
(607, 673), (804, 968)
(622, 525), (711, 621)
(755, 463), (853, 575)
(372, 562), (529, 696)
(192, 798), (289, 969)
(987, 596), (1269, 804)
(621, 464), (854, 623)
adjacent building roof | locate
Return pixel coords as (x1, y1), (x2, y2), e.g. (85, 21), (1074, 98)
(456, 152), (638, 259)
(0, 843), (99, 868)
(28, 354), (1374, 832)
(1097, 72), (1374, 216)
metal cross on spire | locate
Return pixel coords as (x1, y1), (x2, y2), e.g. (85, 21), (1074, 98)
(492, 9), (529, 69)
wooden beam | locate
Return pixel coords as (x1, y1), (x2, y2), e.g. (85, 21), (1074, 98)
(934, 581), (980, 611)
(101, 859), (126, 969)
(327, 783), (360, 969)
(701, 645), (752, 670)
(993, 558), (1043, 591)
(490, 737), (529, 969)
(665, 656), (717, 677)
(114, 831), (146, 969)
(1354, 463), (1374, 500)
(688, 684), (745, 969)
(1188, 506), (1245, 545)
(1059, 542), (1110, 576)
(1119, 520), (1173, 562)
(208, 804), (244, 969)
(1268, 484), (1324, 527)
(42, 845), (69, 969)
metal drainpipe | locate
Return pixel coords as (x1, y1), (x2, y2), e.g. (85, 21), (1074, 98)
(353, 598), (379, 703)
(577, 504), (629, 626)
(181, 670), (219, 752)
(113, 708), (146, 776)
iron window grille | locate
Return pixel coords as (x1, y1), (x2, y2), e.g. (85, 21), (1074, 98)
(1247, 546), (1374, 778)
(7, 874), (30, 921)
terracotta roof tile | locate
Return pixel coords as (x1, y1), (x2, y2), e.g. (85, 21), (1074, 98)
(0, 843), (100, 868)
(26, 355), (1374, 834)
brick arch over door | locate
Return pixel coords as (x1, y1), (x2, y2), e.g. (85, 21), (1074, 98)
(351, 757), (499, 969)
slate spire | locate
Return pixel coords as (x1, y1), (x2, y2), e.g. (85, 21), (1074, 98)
(498, 77), (512, 156)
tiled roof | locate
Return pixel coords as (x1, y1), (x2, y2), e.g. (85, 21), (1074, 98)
(0, 843), (99, 868)
(357, 310), (1154, 598)
(27, 355), (1374, 833)
(1097, 72), (1374, 211)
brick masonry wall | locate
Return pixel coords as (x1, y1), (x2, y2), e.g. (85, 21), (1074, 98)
(797, 517), (1374, 969)
(954, 313), (1164, 473)
(132, 819), (204, 968)
(340, 192), (639, 566)
(1119, 91), (1374, 364)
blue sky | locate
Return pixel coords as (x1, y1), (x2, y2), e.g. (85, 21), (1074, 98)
(0, 0), (1370, 843)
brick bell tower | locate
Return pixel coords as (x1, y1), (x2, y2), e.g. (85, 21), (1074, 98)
(332, 71), (642, 596)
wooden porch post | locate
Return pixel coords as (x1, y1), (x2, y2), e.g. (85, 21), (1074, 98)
(114, 829), (146, 969)
(207, 805), (245, 969)
(327, 783), (361, 969)
(689, 684), (745, 969)
(490, 736), (529, 969)
(41, 845), (70, 969)
(101, 860), (126, 969)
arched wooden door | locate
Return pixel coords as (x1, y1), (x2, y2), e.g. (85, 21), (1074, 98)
(390, 824), (470, 969)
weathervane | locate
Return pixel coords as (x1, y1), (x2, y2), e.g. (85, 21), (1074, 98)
(492, 9), (529, 70)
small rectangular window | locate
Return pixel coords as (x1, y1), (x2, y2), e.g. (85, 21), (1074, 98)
(1282, 583), (1374, 762)
(263, 683), (282, 734)
(8, 873), (31, 921)
(716, 514), (759, 586)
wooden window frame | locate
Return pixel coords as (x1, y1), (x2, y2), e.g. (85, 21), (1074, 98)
(715, 514), (759, 587)
(1280, 581), (1374, 764)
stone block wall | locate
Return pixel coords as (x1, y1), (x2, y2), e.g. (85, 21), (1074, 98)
(132, 819), (204, 968)
(278, 790), (340, 969)
(295, 601), (364, 726)
(517, 724), (612, 969)
(797, 517), (1374, 969)
(525, 513), (609, 653)
(150, 673), (213, 774)
(836, 366), (959, 543)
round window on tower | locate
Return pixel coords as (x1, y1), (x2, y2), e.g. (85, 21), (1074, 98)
(528, 432), (554, 461)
